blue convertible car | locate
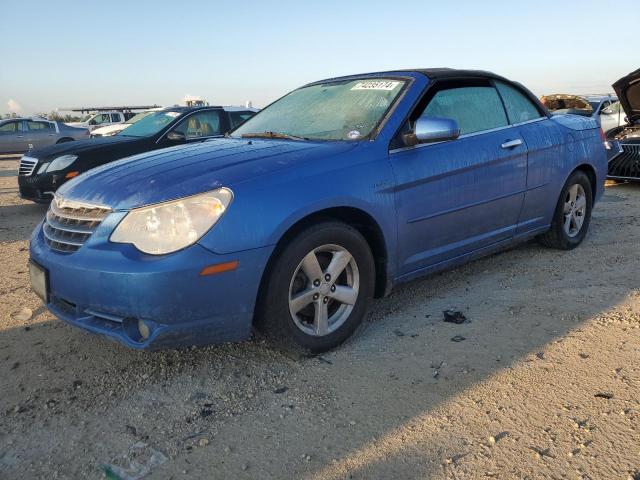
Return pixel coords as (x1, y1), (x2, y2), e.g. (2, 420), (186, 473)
(29, 68), (607, 353)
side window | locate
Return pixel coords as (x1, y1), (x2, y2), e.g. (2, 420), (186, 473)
(93, 114), (110, 125)
(0, 121), (23, 133)
(495, 81), (543, 124)
(111, 113), (122, 122)
(173, 111), (222, 139)
(26, 121), (53, 131)
(229, 111), (254, 129)
(421, 86), (508, 135)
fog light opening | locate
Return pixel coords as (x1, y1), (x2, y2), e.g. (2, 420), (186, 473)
(138, 319), (150, 340)
(123, 317), (152, 343)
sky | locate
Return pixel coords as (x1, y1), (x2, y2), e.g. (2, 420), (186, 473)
(1, 0), (637, 115)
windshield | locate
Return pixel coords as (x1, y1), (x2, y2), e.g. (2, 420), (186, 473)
(232, 78), (407, 141)
(79, 114), (92, 122)
(125, 111), (153, 125)
(119, 111), (182, 137)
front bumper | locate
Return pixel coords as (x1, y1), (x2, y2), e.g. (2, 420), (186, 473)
(30, 224), (273, 350)
(607, 142), (640, 180)
(18, 172), (64, 203)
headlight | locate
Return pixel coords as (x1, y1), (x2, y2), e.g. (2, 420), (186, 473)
(110, 188), (233, 255)
(46, 154), (78, 173)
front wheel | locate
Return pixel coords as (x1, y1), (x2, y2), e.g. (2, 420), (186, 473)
(255, 221), (375, 355)
(537, 170), (593, 250)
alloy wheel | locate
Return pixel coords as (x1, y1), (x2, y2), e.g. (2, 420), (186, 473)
(563, 184), (587, 237)
(288, 244), (359, 337)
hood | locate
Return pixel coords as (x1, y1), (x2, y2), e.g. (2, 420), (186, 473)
(612, 68), (640, 122)
(542, 94), (592, 115)
(92, 124), (127, 136)
(28, 135), (140, 160)
(57, 138), (357, 210)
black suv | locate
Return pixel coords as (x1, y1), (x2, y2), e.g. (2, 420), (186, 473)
(18, 106), (256, 203)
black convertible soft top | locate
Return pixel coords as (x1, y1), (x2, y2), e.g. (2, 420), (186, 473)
(304, 68), (551, 118)
(403, 68), (510, 82)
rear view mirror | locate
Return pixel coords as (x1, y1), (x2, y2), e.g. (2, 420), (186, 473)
(404, 116), (460, 146)
(166, 131), (186, 142)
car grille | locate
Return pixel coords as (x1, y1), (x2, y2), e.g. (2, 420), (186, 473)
(19, 156), (38, 176)
(608, 144), (640, 179)
(43, 195), (111, 253)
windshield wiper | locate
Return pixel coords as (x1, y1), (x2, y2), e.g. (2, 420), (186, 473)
(240, 131), (307, 141)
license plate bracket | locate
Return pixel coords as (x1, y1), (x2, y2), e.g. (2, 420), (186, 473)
(29, 260), (49, 303)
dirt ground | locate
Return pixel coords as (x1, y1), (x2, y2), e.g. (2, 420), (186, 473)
(1, 156), (639, 480)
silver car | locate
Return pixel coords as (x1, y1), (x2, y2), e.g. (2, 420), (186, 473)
(0, 117), (89, 154)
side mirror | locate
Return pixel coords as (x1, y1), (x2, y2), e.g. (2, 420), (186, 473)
(601, 107), (613, 115)
(404, 116), (460, 146)
(166, 130), (186, 142)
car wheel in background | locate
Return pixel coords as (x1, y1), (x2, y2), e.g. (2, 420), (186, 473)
(56, 138), (74, 144)
(255, 221), (375, 355)
(537, 170), (593, 250)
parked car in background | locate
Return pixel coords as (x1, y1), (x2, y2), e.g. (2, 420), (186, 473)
(28, 68), (607, 354)
(18, 106), (257, 202)
(66, 111), (133, 132)
(542, 93), (625, 133)
(598, 101), (627, 134)
(90, 109), (163, 138)
(606, 67), (640, 181)
(0, 117), (89, 155)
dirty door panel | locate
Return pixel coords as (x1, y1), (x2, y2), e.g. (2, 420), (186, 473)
(392, 128), (527, 276)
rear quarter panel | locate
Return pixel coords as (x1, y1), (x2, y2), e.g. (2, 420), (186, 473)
(551, 115), (607, 203)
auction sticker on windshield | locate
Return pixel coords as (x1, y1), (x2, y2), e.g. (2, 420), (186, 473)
(351, 81), (400, 91)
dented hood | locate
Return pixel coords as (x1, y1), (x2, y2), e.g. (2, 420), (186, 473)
(613, 68), (640, 122)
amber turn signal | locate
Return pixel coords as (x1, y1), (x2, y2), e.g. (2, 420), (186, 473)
(199, 260), (239, 276)
(65, 171), (80, 179)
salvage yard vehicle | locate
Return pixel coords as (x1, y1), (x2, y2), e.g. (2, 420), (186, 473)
(606, 68), (640, 181)
(66, 111), (132, 131)
(29, 68), (607, 354)
(542, 93), (625, 133)
(18, 106), (257, 203)
(0, 117), (89, 154)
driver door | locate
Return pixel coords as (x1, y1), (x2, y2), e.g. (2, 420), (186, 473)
(391, 80), (528, 276)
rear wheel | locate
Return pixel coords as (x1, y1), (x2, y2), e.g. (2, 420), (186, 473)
(537, 170), (593, 250)
(56, 137), (73, 144)
(255, 221), (375, 355)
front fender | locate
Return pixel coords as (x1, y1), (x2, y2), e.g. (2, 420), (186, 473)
(198, 143), (398, 264)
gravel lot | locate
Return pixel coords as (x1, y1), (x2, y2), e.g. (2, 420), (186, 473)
(1, 157), (639, 479)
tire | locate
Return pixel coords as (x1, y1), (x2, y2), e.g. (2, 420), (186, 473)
(56, 137), (73, 144)
(255, 221), (375, 355)
(537, 170), (593, 250)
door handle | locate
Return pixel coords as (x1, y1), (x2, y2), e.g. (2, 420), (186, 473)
(501, 139), (523, 149)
